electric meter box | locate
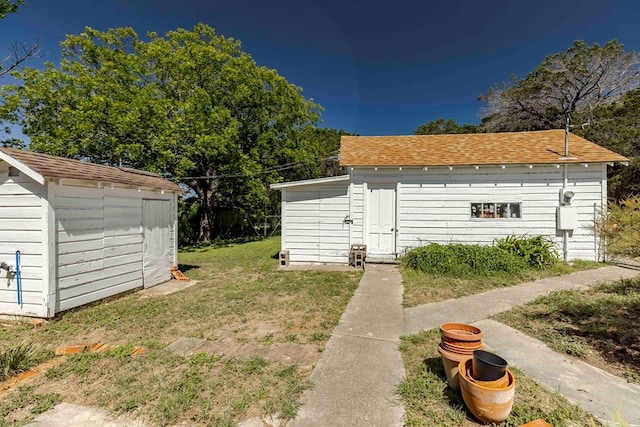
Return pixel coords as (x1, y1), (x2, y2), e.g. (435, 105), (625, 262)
(557, 206), (578, 230)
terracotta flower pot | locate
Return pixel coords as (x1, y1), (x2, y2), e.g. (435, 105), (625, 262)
(441, 335), (484, 350)
(440, 342), (481, 355)
(458, 358), (515, 424)
(520, 420), (553, 427)
(440, 323), (483, 342)
(437, 344), (468, 391)
(467, 366), (509, 389)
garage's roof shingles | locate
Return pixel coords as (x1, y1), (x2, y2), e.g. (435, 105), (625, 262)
(339, 130), (628, 167)
(0, 147), (182, 192)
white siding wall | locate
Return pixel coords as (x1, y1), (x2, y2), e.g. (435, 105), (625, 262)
(0, 163), (46, 316)
(351, 165), (605, 261)
(282, 183), (350, 263)
(53, 181), (175, 312)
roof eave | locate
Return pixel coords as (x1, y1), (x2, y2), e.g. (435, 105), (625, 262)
(270, 174), (350, 190)
(343, 159), (630, 168)
(0, 150), (46, 185)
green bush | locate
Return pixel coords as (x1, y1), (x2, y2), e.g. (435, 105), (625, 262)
(494, 235), (559, 268)
(403, 243), (529, 276)
(593, 196), (640, 258)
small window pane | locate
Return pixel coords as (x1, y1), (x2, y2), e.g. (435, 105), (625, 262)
(482, 203), (496, 218)
(471, 203), (482, 218)
(509, 203), (521, 218)
(8, 167), (19, 177)
(471, 202), (521, 219)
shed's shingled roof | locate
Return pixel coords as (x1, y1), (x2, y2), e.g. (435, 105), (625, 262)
(0, 148), (182, 192)
(339, 130), (629, 166)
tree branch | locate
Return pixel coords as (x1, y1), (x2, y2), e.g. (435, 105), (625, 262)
(0, 39), (39, 77)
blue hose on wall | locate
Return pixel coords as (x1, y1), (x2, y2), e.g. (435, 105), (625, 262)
(15, 250), (21, 306)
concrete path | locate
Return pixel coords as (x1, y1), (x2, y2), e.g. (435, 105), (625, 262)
(24, 403), (145, 427)
(405, 265), (640, 333)
(476, 319), (640, 427)
(17, 264), (640, 426)
(289, 264), (406, 427)
(403, 264), (640, 427)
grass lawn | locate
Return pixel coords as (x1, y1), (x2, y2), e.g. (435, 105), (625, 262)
(402, 260), (603, 307)
(397, 329), (600, 426)
(0, 237), (362, 426)
(493, 276), (640, 385)
(398, 250), (614, 426)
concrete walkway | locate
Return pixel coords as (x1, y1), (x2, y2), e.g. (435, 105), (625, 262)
(22, 264), (640, 426)
(289, 264), (406, 427)
(477, 319), (640, 427)
(405, 265), (640, 333)
(403, 264), (640, 427)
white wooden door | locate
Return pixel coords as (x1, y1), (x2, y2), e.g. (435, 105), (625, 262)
(142, 199), (171, 288)
(367, 184), (396, 255)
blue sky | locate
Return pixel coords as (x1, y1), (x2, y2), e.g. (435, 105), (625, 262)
(2, 0), (640, 136)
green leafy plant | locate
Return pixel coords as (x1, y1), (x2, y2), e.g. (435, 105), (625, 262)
(0, 343), (40, 381)
(494, 235), (559, 268)
(592, 196), (640, 258)
(403, 243), (529, 276)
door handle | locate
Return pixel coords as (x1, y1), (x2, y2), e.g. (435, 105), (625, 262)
(391, 228), (394, 231)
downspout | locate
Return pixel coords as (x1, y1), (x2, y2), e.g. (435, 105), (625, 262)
(562, 117), (569, 261)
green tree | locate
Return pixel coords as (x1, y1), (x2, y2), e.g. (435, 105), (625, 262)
(482, 40), (640, 132)
(286, 127), (349, 180)
(575, 89), (640, 199)
(414, 118), (481, 135)
(0, 137), (25, 149)
(0, 25), (320, 242)
(0, 0), (22, 18)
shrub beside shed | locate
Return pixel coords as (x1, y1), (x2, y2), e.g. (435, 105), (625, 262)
(0, 148), (182, 318)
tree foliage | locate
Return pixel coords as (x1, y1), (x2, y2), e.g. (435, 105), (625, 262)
(575, 89), (640, 199)
(482, 40), (640, 132)
(0, 24), (321, 242)
(0, 0), (22, 18)
(414, 118), (482, 135)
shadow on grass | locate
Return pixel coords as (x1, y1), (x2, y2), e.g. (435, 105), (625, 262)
(177, 264), (199, 273)
(423, 356), (467, 411)
(530, 277), (640, 375)
(179, 236), (264, 252)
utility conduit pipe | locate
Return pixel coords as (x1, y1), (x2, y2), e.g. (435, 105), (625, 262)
(16, 250), (22, 306)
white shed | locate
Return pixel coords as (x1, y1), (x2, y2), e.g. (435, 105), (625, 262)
(272, 130), (629, 264)
(0, 148), (182, 318)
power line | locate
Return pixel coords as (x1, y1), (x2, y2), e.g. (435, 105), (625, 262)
(175, 150), (340, 181)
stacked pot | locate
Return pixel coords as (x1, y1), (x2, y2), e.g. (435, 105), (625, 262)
(458, 351), (515, 424)
(437, 323), (516, 425)
(438, 322), (484, 391)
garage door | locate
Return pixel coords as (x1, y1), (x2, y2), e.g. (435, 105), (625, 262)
(142, 199), (172, 288)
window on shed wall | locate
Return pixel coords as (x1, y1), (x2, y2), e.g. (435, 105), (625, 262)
(470, 202), (521, 219)
(8, 167), (19, 177)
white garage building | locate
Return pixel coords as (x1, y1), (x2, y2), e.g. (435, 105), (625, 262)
(271, 130), (628, 264)
(0, 148), (182, 318)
